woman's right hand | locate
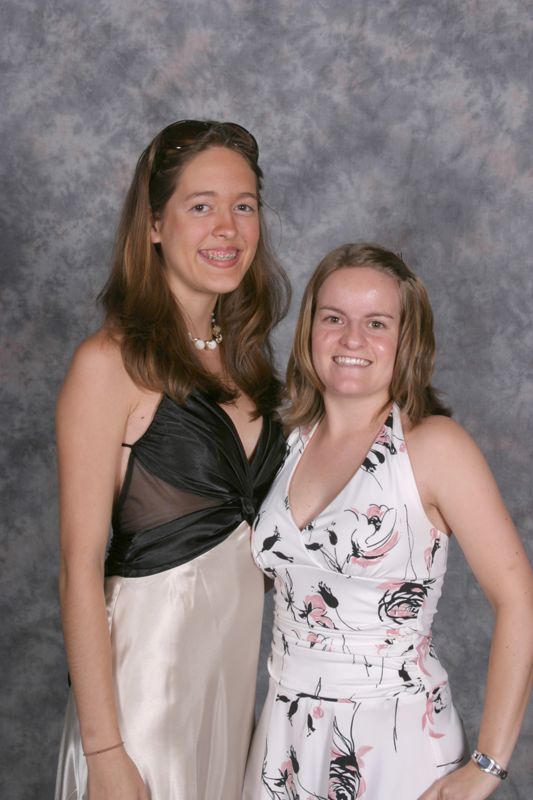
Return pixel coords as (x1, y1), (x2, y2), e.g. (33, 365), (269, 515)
(87, 747), (150, 799)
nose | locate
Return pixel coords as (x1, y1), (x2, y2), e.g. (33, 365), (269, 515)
(212, 207), (237, 238)
(339, 320), (366, 349)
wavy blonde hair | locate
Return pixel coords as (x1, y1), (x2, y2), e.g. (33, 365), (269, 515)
(285, 242), (451, 430)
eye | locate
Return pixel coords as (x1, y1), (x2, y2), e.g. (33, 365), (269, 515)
(235, 202), (256, 213)
(369, 319), (386, 329)
(190, 203), (210, 213)
(324, 314), (342, 324)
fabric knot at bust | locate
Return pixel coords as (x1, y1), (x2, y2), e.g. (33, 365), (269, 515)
(239, 496), (256, 524)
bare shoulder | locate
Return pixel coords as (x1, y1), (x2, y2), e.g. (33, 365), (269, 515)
(57, 328), (137, 420)
(403, 413), (479, 458)
(64, 328), (127, 385)
(57, 329), (162, 448)
(403, 412), (494, 501)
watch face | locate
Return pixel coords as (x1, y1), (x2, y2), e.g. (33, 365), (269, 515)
(477, 754), (491, 770)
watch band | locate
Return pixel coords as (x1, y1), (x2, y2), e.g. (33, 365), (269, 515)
(471, 750), (508, 780)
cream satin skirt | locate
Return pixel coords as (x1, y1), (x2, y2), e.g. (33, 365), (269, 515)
(55, 523), (263, 800)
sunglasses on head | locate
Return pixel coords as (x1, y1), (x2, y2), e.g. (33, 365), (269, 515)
(153, 119), (259, 175)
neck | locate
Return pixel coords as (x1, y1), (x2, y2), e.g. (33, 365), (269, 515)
(181, 297), (219, 339)
(321, 393), (391, 438)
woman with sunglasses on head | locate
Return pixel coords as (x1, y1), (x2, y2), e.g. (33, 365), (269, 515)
(54, 120), (290, 800)
(243, 243), (533, 800)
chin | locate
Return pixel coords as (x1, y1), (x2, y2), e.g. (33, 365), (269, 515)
(326, 380), (367, 394)
(325, 384), (379, 401)
(210, 269), (249, 294)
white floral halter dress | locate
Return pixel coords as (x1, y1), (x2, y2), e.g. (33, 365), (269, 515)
(244, 404), (466, 800)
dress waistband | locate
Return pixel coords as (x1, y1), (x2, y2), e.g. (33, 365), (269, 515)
(269, 614), (445, 700)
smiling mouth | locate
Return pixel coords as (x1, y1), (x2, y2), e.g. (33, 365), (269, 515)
(333, 356), (371, 366)
(199, 249), (239, 263)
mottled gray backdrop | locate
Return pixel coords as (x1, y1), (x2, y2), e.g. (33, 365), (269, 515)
(1, 0), (532, 797)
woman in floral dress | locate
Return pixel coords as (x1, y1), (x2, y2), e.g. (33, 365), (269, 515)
(244, 243), (533, 800)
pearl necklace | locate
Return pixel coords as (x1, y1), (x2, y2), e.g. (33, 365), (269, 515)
(188, 314), (223, 351)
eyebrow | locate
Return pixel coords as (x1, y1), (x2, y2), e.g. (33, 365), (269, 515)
(318, 305), (396, 319)
(183, 190), (258, 202)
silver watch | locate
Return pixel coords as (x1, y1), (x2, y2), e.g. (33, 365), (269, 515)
(471, 750), (508, 780)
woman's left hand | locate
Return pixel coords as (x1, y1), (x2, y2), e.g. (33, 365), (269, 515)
(417, 761), (502, 800)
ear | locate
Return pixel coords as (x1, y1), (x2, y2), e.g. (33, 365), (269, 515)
(150, 216), (162, 244)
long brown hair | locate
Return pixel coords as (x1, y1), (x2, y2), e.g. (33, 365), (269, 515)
(99, 120), (290, 415)
(285, 242), (451, 429)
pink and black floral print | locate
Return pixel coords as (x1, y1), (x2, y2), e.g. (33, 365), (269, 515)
(260, 706), (372, 800)
(243, 405), (467, 800)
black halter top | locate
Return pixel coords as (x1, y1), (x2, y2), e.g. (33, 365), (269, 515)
(105, 392), (286, 578)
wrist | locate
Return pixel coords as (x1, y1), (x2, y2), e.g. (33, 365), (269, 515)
(471, 749), (508, 780)
(80, 722), (122, 754)
(83, 739), (124, 758)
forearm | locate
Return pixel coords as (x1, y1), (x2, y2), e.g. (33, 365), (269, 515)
(475, 603), (533, 767)
(60, 559), (121, 751)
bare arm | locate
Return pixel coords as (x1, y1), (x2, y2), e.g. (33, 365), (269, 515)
(57, 331), (149, 799)
(408, 417), (533, 800)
